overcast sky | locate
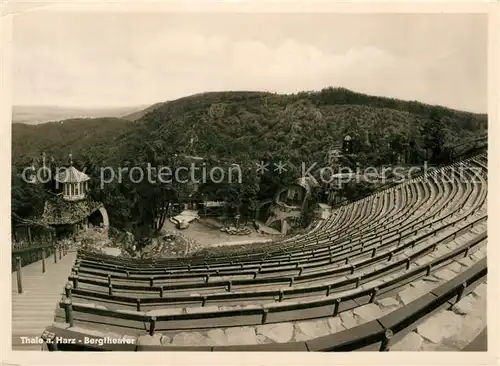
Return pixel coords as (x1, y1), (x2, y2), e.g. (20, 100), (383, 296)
(12, 10), (487, 112)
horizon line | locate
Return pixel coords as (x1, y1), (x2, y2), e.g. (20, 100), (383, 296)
(12, 87), (488, 115)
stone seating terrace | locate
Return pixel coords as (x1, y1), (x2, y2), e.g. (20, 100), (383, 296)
(13, 152), (488, 351)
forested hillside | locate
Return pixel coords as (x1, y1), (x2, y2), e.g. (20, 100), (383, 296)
(12, 87), (487, 238)
(13, 87), (487, 167)
(134, 88), (486, 164)
(12, 117), (133, 166)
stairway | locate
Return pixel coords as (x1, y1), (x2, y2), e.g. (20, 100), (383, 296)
(11, 249), (77, 351)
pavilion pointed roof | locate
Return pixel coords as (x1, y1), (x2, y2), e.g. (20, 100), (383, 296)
(54, 165), (90, 184)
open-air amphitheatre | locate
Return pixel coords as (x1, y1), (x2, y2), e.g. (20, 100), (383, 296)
(11, 87), (488, 352)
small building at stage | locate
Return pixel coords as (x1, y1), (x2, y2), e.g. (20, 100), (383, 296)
(39, 156), (109, 237)
(260, 176), (319, 234)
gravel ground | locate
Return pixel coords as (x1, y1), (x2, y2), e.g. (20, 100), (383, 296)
(162, 220), (271, 249)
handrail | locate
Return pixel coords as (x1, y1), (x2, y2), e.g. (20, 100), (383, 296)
(11, 243), (58, 275)
(11, 241), (70, 293)
(12, 243), (56, 256)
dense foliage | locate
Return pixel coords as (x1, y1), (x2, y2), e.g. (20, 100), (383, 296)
(12, 87), (487, 240)
(12, 117), (132, 164)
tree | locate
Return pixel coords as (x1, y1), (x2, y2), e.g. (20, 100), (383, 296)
(11, 173), (48, 219)
(421, 112), (446, 163)
(119, 117), (195, 241)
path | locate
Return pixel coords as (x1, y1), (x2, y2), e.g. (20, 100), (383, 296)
(11, 249), (77, 350)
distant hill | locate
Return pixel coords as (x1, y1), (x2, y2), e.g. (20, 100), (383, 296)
(12, 117), (133, 164)
(121, 102), (165, 121)
(122, 88), (487, 167)
(12, 105), (146, 125)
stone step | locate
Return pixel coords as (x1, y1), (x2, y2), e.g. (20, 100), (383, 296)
(12, 305), (57, 311)
(13, 291), (64, 295)
(13, 287), (64, 291)
(13, 317), (54, 325)
(13, 281), (68, 287)
(12, 336), (47, 344)
(12, 319), (55, 325)
(12, 287), (65, 292)
(12, 301), (59, 306)
(14, 276), (63, 283)
(13, 297), (60, 303)
(12, 329), (51, 336)
(14, 301), (67, 314)
(12, 344), (45, 351)
(11, 335), (48, 344)
(14, 280), (69, 285)
(12, 310), (56, 316)
(12, 252), (77, 339)
(12, 323), (53, 331)
(12, 311), (56, 318)
(13, 328), (52, 335)
(13, 305), (59, 311)
(12, 345), (45, 350)
(12, 306), (57, 314)
(12, 293), (63, 298)
(12, 324), (53, 331)
(13, 290), (64, 295)
(12, 298), (62, 302)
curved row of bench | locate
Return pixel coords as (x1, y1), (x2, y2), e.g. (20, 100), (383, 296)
(79, 154), (487, 268)
(43, 257), (487, 351)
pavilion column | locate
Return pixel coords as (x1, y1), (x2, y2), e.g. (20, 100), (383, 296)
(27, 225), (32, 247)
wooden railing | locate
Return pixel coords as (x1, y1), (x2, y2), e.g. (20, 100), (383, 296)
(12, 242), (70, 294)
